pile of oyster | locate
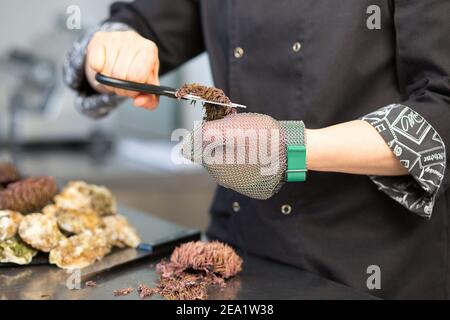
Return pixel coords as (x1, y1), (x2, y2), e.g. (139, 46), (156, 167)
(0, 181), (140, 269)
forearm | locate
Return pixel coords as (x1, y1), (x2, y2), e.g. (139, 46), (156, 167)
(306, 120), (408, 176)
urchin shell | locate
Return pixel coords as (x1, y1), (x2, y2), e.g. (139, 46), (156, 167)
(0, 163), (20, 185)
(153, 241), (241, 300)
(0, 177), (58, 213)
(176, 84), (236, 121)
(156, 273), (208, 300)
(169, 241), (242, 278)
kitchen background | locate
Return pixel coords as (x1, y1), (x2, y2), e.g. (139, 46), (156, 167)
(0, 0), (216, 230)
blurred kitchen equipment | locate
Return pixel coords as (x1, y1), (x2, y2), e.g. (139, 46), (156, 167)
(96, 73), (247, 109)
(0, 17), (115, 159)
(6, 50), (56, 155)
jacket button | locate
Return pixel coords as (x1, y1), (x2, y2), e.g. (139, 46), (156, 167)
(281, 204), (292, 215)
(234, 47), (244, 58)
(292, 42), (302, 53)
(232, 202), (241, 213)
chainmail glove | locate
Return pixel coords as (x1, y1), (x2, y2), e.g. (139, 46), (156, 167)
(182, 113), (305, 200)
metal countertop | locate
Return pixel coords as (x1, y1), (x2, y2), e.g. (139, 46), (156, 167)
(0, 206), (376, 300)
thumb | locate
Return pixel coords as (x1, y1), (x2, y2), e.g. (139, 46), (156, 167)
(88, 42), (106, 72)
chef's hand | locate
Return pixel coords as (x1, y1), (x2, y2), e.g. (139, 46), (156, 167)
(181, 113), (300, 200)
(85, 30), (160, 110)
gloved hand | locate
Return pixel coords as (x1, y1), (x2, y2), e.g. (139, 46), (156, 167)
(182, 113), (306, 200)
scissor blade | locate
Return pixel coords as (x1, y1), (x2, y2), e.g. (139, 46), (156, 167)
(184, 94), (247, 109)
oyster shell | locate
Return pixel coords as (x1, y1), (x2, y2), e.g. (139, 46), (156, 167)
(42, 204), (59, 217)
(49, 229), (111, 269)
(0, 237), (37, 265)
(18, 213), (64, 252)
(102, 215), (141, 248)
(54, 181), (116, 216)
(57, 208), (102, 234)
(0, 210), (23, 241)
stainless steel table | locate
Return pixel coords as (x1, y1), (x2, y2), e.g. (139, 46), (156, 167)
(0, 206), (376, 300)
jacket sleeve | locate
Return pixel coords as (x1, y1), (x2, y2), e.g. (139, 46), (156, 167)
(63, 0), (204, 118)
(361, 0), (450, 218)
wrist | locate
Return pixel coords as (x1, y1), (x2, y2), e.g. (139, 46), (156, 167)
(305, 127), (328, 171)
(281, 121), (307, 181)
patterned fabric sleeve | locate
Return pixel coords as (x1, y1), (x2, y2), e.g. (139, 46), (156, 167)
(362, 104), (447, 219)
(62, 22), (131, 119)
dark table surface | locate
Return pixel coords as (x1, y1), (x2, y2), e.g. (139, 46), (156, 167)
(0, 206), (377, 300)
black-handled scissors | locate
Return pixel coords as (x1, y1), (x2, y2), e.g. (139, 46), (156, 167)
(95, 73), (247, 109)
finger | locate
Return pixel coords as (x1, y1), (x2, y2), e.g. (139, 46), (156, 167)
(142, 59), (160, 87)
(88, 36), (106, 72)
(127, 43), (157, 83)
(103, 33), (122, 77)
(111, 44), (138, 97)
(113, 46), (156, 98)
(116, 60), (158, 99)
(134, 94), (160, 110)
(149, 55), (160, 85)
(134, 94), (159, 109)
(111, 88), (139, 98)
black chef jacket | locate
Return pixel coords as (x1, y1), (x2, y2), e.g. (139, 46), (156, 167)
(65, 0), (450, 299)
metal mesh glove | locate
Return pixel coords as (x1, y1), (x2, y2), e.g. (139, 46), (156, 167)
(182, 113), (305, 200)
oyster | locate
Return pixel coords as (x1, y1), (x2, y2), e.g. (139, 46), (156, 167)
(42, 204), (59, 217)
(57, 208), (102, 234)
(49, 229), (111, 269)
(0, 210), (23, 241)
(18, 213), (64, 252)
(54, 181), (116, 216)
(0, 237), (37, 265)
(102, 215), (141, 248)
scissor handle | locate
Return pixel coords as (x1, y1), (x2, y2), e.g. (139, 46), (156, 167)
(95, 73), (177, 98)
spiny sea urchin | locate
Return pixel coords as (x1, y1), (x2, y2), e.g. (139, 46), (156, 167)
(0, 177), (58, 213)
(153, 241), (243, 300)
(176, 84), (236, 121)
(0, 163), (20, 185)
(168, 241), (243, 278)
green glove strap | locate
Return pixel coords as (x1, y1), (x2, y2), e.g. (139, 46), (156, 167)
(280, 121), (307, 182)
